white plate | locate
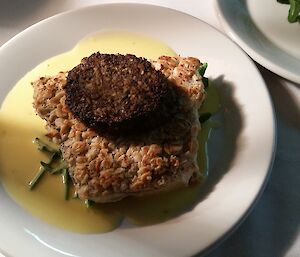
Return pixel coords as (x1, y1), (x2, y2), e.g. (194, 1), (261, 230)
(0, 4), (275, 257)
(215, 0), (300, 84)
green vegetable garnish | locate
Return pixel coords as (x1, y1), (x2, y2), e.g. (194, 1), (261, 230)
(197, 62), (208, 77)
(28, 166), (46, 190)
(29, 137), (70, 200)
(62, 169), (70, 200)
(34, 137), (58, 154)
(202, 77), (209, 88)
(197, 62), (209, 89)
(85, 199), (94, 208)
(41, 161), (68, 174)
(288, 0), (300, 22)
(277, 0), (300, 23)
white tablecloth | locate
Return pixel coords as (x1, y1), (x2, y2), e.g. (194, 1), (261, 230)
(1, 1), (299, 256)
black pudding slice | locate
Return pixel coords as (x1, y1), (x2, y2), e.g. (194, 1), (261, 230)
(65, 53), (173, 134)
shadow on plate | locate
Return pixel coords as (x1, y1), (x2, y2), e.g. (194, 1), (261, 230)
(203, 66), (300, 257)
(258, 65), (300, 130)
(198, 75), (244, 205)
(112, 75), (244, 229)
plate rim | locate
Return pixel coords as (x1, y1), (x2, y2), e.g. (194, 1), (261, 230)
(0, 3), (276, 257)
(214, 0), (300, 84)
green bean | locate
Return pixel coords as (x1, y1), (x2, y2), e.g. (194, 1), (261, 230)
(197, 63), (208, 77)
(196, 63), (209, 88)
(41, 161), (68, 174)
(34, 137), (59, 154)
(28, 166), (46, 190)
(203, 77), (209, 89)
(62, 169), (70, 200)
(85, 199), (94, 208)
(29, 137), (70, 200)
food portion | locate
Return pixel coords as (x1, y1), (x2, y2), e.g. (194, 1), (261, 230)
(32, 53), (206, 203)
(0, 31), (218, 232)
(277, 0), (300, 23)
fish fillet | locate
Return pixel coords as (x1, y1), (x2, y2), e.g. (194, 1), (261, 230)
(32, 56), (206, 203)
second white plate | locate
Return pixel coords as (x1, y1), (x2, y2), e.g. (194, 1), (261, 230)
(215, 0), (300, 84)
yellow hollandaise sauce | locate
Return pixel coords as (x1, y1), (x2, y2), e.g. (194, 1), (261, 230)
(0, 31), (219, 233)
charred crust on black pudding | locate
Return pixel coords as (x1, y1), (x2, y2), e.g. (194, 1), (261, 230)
(65, 53), (173, 133)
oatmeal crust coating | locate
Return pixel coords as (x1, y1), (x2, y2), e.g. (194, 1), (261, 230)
(32, 55), (206, 202)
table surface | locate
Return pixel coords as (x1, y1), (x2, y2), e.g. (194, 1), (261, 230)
(0, 1), (299, 257)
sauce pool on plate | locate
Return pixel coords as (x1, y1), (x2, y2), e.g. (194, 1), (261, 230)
(0, 31), (218, 233)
